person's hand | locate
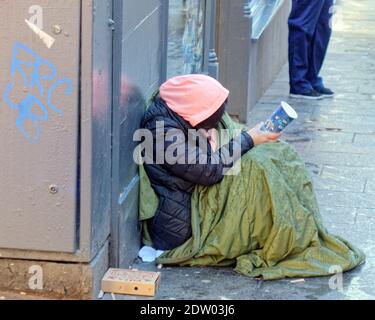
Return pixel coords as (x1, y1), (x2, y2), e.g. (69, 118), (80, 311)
(248, 123), (282, 146)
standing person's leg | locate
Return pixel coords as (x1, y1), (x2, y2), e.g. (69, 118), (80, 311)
(307, 0), (335, 97)
(288, 0), (326, 99)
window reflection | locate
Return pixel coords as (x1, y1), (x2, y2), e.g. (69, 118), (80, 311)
(167, 0), (206, 78)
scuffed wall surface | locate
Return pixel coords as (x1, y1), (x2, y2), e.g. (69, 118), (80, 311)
(113, 0), (164, 268)
(88, 0), (113, 261)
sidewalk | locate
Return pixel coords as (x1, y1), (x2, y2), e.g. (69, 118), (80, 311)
(245, 0), (375, 299)
(117, 0), (374, 300)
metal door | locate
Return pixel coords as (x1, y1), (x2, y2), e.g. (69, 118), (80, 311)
(0, 0), (80, 252)
(110, 0), (167, 268)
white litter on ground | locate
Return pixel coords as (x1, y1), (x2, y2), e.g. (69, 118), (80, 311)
(97, 290), (104, 299)
(138, 246), (164, 263)
(290, 279), (305, 283)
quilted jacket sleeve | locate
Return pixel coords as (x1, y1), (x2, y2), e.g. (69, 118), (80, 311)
(144, 116), (254, 186)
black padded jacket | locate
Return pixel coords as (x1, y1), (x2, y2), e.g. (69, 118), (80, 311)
(141, 97), (254, 250)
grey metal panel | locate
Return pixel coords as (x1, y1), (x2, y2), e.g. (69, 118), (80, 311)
(110, 0), (164, 268)
(79, 0), (95, 261)
(89, 0), (113, 258)
(122, 1), (163, 97)
(0, 0), (80, 252)
(110, 0), (123, 268)
(90, 0), (113, 258)
(116, 81), (145, 267)
(122, 0), (161, 42)
(118, 177), (140, 268)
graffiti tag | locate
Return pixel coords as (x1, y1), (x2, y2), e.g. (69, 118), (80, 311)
(2, 42), (73, 143)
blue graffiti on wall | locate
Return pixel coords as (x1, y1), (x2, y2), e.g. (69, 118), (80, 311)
(2, 42), (73, 143)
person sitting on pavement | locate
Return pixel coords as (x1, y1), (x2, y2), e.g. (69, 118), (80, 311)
(141, 74), (280, 249)
(139, 74), (364, 279)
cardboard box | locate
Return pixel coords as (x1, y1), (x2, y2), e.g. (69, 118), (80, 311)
(101, 268), (161, 297)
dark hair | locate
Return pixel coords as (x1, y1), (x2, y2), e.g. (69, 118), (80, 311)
(195, 99), (228, 130)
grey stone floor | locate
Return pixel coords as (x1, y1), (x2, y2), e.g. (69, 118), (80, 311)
(106, 0), (374, 301)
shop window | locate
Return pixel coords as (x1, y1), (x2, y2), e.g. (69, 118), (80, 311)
(167, 0), (206, 78)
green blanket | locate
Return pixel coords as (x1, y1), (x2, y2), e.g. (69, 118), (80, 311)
(139, 113), (365, 280)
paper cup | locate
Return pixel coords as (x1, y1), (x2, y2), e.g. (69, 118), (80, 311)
(261, 101), (298, 133)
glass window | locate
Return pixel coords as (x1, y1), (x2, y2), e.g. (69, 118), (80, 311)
(167, 0), (206, 78)
(248, 0), (283, 40)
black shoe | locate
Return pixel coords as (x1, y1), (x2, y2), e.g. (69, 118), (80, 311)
(289, 89), (324, 100)
(314, 86), (335, 98)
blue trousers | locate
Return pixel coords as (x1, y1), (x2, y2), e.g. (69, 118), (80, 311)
(288, 0), (334, 93)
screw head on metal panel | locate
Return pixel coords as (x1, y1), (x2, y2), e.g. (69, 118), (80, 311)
(108, 19), (115, 30)
(48, 185), (59, 194)
(52, 25), (62, 35)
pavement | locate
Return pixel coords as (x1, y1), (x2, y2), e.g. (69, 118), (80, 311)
(106, 0), (374, 300)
